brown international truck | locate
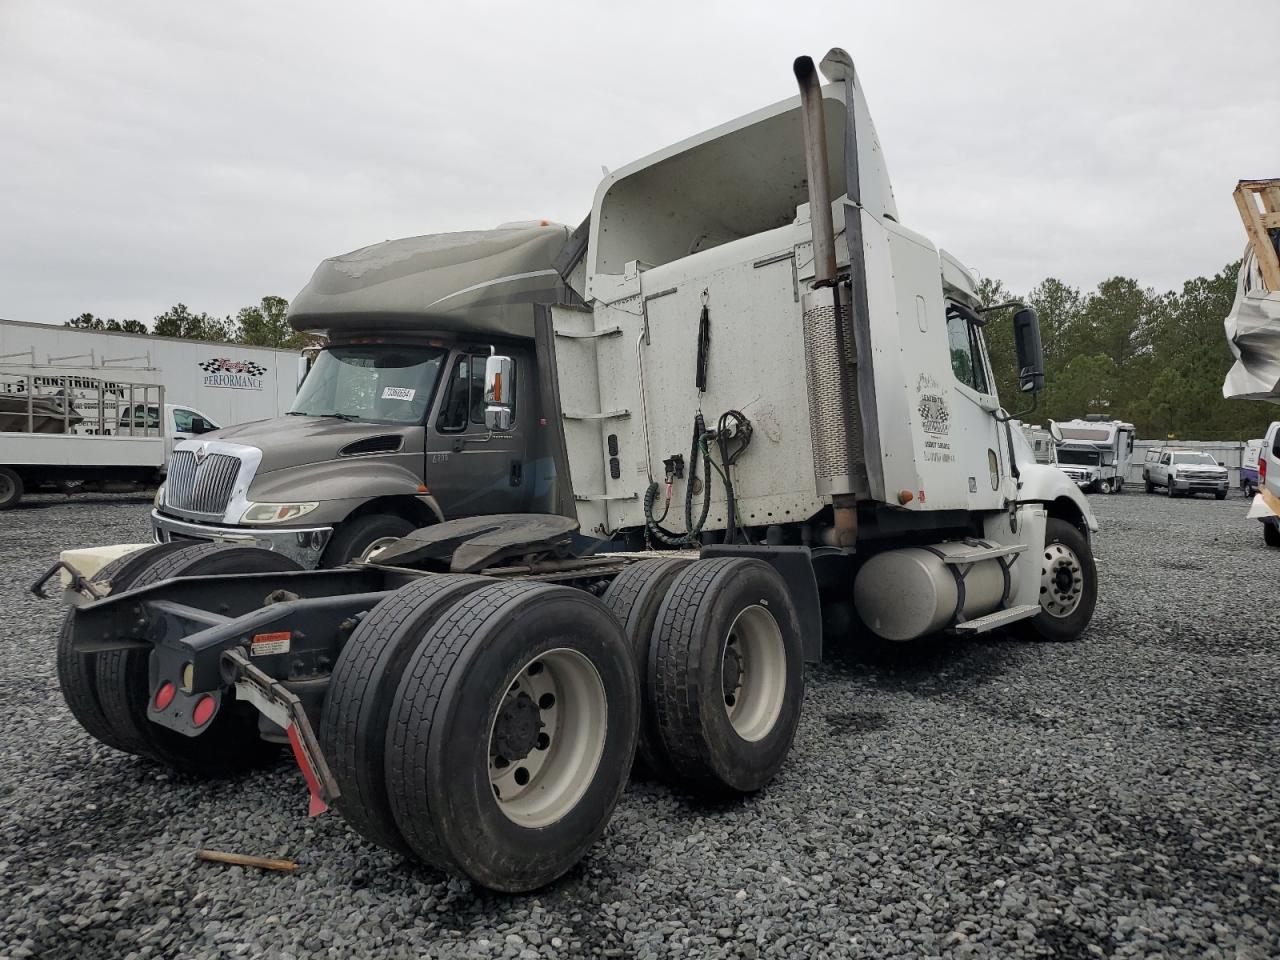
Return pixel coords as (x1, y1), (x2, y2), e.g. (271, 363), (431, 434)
(150, 222), (576, 566)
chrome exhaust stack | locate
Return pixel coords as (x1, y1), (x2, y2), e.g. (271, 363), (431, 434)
(793, 56), (838, 287)
(793, 54), (862, 545)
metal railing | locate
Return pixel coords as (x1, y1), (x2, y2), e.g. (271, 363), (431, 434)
(0, 370), (165, 438)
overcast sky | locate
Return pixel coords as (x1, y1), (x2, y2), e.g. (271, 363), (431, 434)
(2, 1), (1276, 327)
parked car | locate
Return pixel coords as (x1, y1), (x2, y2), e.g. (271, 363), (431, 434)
(1240, 438), (1264, 497)
(1144, 449), (1229, 498)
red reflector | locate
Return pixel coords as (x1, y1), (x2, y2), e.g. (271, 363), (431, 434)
(192, 695), (216, 727)
(154, 682), (175, 711)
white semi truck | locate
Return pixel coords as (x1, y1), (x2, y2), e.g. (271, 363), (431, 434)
(0, 319), (304, 508)
(1054, 416), (1135, 494)
(39, 49), (1098, 893)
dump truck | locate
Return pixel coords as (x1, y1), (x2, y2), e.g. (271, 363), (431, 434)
(38, 49), (1098, 893)
(150, 222), (574, 567)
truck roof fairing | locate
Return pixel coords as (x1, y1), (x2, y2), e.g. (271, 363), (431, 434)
(289, 223), (573, 339)
(584, 66), (897, 299)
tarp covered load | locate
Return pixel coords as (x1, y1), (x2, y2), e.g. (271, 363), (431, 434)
(1223, 249), (1280, 403)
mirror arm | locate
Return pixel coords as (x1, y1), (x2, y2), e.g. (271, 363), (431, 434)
(993, 391), (1039, 424)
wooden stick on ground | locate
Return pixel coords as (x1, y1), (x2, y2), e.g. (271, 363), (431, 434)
(196, 849), (298, 873)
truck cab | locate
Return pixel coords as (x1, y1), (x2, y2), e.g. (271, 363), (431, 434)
(151, 223), (574, 566)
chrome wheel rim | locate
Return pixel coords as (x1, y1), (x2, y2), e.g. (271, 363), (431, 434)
(358, 536), (402, 562)
(721, 605), (786, 742)
(1040, 542), (1084, 618)
(487, 648), (607, 828)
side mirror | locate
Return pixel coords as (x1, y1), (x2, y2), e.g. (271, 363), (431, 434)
(1218, 460), (1225, 467)
(190, 417), (215, 435)
(1047, 419), (1063, 444)
(483, 355), (515, 432)
(1012, 307), (1045, 394)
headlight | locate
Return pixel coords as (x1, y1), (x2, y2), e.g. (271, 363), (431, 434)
(154, 484), (165, 509)
(240, 501), (320, 524)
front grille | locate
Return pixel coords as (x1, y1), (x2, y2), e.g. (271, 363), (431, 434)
(167, 450), (241, 517)
(1179, 470), (1222, 481)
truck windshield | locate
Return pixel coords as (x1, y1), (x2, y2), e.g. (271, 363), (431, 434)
(1171, 453), (1218, 465)
(1058, 449), (1100, 466)
(290, 345), (446, 425)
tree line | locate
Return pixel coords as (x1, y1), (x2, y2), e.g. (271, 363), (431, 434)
(65, 296), (311, 350)
(63, 262), (1273, 440)
(980, 261), (1273, 442)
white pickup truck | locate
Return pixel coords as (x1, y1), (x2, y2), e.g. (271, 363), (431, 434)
(1143, 449), (1229, 499)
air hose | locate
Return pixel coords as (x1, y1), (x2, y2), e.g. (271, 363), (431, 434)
(643, 413), (712, 547)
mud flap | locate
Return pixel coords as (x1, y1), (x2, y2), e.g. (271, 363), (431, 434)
(223, 649), (340, 816)
(700, 544), (823, 663)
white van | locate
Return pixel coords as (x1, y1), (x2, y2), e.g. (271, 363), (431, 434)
(1251, 422), (1280, 546)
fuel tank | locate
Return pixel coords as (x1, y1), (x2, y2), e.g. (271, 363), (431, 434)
(853, 542), (1006, 641)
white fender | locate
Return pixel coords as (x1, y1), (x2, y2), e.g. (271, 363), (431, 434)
(1016, 462), (1099, 532)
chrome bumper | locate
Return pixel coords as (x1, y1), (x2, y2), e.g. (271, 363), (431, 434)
(151, 510), (333, 568)
(1170, 479), (1228, 492)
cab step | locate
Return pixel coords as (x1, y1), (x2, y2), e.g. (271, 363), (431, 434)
(937, 541), (1027, 565)
(951, 603), (1040, 635)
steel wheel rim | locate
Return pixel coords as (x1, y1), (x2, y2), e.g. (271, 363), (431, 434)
(358, 536), (401, 562)
(1040, 542), (1084, 619)
(721, 605), (786, 742)
(487, 648), (607, 828)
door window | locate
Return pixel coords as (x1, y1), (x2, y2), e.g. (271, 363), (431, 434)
(437, 355), (516, 432)
(172, 408), (199, 432)
(945, 310), (990, 394)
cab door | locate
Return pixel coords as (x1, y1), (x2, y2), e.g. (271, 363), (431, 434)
(943, 305), (1013, 509)
(424, 348), (531, 519)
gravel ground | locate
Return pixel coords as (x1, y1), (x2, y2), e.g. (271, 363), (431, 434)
(1, 491), (1278, 959)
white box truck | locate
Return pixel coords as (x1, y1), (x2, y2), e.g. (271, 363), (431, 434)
(0, 319), (304, 508)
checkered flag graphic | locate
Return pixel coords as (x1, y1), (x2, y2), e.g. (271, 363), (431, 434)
(200, 359), (268, 376)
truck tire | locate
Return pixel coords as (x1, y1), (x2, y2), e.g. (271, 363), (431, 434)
(321, 514), (416, 567)
(385, 581), (639, 892)
(599, 557), (693, 777)
(319, 573), (488, 854)
(1215, 491), (1227, 500)
(1242, 480), (1255, 498)
(1166, 480), (1177, 498)
(0, 467), (23, 510)
(56, 543), (190, 754)
(1264, 522), (1280, 548)
(1145, 479), (1155, 493)
(1099, 479), (1113, 495)
(650, 558), (804, 795)
(1019, 518), (1097, 642)
(94, 543), (299, 776)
